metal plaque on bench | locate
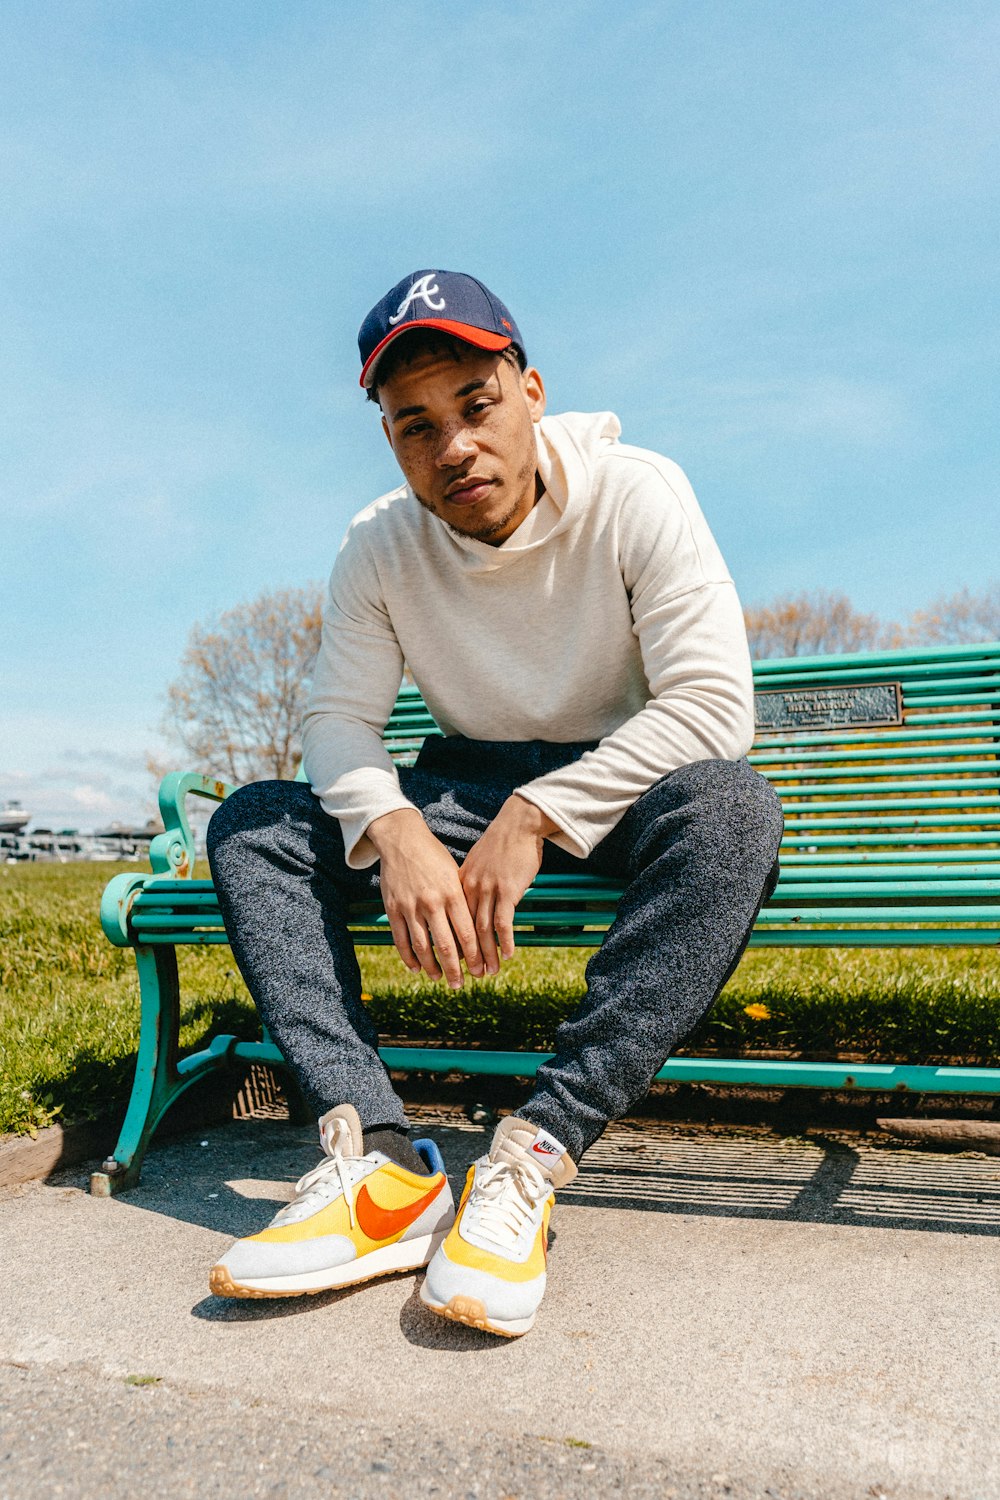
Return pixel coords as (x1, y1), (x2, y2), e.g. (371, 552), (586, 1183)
(754, 681), (903, 733)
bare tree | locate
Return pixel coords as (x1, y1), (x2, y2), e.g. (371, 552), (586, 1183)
(162, 584), (325, 783)
(907, 582), (1000, 646)
(744, 591), (898, 659)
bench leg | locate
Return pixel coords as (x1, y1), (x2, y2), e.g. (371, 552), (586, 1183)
(90, 945), (238, 1196)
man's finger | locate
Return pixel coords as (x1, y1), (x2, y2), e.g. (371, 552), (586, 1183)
(410, 920), (444, 982)
(386, 911), (420, 974)
(447, 897), (485, 978)
(494, 895), (517, 962)
(474, 896), (500, 976)
(424, 919), (463, 989)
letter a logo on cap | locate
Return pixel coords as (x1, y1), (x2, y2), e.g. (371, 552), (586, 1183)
(388, 273), (447, 325)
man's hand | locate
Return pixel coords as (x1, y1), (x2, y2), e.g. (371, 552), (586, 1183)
(368, 809), (483, 988)
(460, 796), (559, 974)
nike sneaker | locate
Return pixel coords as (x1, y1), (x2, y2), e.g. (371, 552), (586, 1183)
(209, 1104), (454, 1299)
(419, 1116), (577, 1337)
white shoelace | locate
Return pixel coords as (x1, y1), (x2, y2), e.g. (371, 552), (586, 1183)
(273, 1119), (365, 1229)
(466, 1158), (550, 1251)
(286, 1153), (362, 1228)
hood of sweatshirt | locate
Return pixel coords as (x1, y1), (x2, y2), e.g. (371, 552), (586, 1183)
(426, 410), (622, 572)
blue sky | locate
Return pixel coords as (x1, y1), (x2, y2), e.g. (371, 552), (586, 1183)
(3, 0), (998, 828)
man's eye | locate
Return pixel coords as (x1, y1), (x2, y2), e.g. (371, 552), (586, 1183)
(467, 400), (491, 417)
(403, 422), (430, 437)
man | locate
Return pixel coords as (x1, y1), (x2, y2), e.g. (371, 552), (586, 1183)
(207, 269), (783, 1336)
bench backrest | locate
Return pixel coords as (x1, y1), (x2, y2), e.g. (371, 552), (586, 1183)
(749, 642), (1000, 863)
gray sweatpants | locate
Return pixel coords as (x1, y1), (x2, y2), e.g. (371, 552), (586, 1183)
(207, 738), (783, 1161)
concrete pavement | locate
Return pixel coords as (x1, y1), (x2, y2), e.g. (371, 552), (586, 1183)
(1, 1109), (998, 1499)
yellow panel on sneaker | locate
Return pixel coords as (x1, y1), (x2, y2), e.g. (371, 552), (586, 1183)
(441, 1195), (551, 1282)
(253, 1164), (447, 1249)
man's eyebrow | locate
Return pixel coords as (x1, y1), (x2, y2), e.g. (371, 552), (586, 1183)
(389, 377), (495, 424)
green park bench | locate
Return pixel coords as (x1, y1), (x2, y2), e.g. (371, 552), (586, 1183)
(95, 640), (1000, 1194)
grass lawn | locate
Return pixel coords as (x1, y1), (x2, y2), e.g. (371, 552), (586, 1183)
(2, 861), (999, 1137)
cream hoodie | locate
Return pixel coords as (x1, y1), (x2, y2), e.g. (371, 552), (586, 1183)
(302, 412), (754, 868)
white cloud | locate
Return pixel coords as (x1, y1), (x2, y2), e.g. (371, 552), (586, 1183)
(0, 735), (162, 832)
(623, 373), (907, 455)
(68, 784), (116, 813)
(707, 376), (904, 445)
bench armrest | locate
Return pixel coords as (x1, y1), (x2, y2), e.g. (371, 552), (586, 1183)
(149, 771), (240, 877)
(100, 772), (239, 946)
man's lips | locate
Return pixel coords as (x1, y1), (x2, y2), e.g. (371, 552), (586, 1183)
(443, 478), (495, 507)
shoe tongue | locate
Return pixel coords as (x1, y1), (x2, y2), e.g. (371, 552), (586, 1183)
(318, 1103), (366, 1159)
(489, 1118), (578, 1189)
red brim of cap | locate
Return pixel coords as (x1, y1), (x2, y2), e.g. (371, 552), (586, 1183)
(360, 319), (512, 388)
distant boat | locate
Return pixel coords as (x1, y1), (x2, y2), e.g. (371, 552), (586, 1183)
(93, 819), (162, 844)
(0, 808), (166, 862)
(0, 801), (29, 835)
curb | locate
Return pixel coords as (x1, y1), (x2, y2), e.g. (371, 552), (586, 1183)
(0, 1065), (288, 1191)
(877, 1117), (1000, 1154)
(0, 1118), (113, 1189)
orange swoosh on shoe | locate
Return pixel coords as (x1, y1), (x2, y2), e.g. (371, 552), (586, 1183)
(355, 1178), (443, 1241)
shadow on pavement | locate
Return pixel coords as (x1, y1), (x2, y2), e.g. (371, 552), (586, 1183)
(396, 1285), (514, 1352)
(562, 1123), (1000, 1236)
(188, 1268), (512, 1352)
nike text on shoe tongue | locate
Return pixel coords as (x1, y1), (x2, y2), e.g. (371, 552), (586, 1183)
(526, 1129), (566, 1163)
(488, 1117), (578, 1189)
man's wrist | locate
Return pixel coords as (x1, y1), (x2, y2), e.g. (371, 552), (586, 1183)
(366, 806), (426, 857)
(508, 794), (560, 839)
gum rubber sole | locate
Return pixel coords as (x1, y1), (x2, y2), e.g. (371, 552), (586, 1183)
(209, 1266), (326, 1300)
(422, 1293), (533, 1338)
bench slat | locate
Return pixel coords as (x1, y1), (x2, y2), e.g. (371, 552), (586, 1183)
(779, 853), (1000, 866)
(782, 798), (1000, 813)
(751, 663), (1000, 687)
(121, 927), (1000, 948)
(752, 743), (1000, 765)
(763, 766), (1000, 785)
(753, 726), (1000, 748)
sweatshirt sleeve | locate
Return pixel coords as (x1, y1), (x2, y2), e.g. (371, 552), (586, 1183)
(301, 520), (417, 868)
(514, 457), (755, 859)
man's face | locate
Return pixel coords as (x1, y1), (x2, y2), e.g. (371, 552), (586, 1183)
(379, 346), (546, 546)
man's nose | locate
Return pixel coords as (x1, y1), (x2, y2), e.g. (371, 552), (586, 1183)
(435, 423), (477, 469)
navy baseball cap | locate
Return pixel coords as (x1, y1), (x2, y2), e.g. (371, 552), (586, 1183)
(358, 269), (525, 389)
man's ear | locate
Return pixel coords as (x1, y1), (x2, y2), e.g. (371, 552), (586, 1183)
(521, 366), (546, 422)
